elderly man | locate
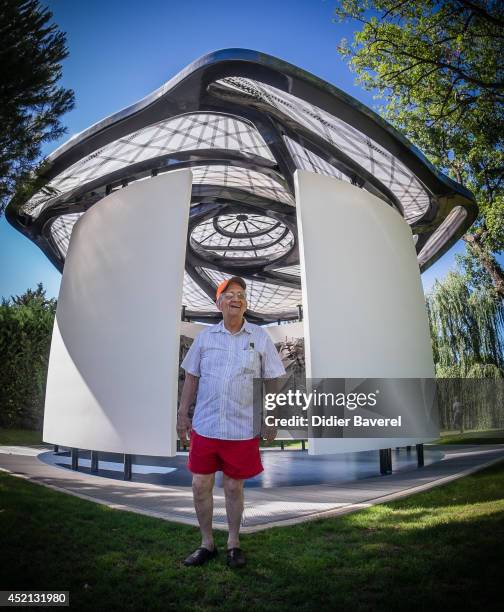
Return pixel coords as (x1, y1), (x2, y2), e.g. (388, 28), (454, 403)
(177, 276), (286, 568)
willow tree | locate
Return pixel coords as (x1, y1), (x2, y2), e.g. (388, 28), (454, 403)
(335, 0), (504, 298)
(427, 271), (504, 376)
(427, 271), (504, 430)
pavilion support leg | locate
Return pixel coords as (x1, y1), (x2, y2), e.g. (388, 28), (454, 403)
(416, 443), (424, 467)
(379, 449), (387, 475)
(91, 451), (99, 473)
(380, 448), (392, 475)
(71, 448), (78, 471)
(124, 454), (132, 480)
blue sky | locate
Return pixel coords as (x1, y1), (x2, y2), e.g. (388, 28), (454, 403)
(0, 0), (497, 300)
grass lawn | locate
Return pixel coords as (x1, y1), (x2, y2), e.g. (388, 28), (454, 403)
(0, 428), (45, 446)
(436, 429), (504, 445)
(1, 459), (503, 610)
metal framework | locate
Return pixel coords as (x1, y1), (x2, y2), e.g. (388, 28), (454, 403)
(6, 49), (477, 323)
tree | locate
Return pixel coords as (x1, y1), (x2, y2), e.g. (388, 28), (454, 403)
(0, 0), (75, 217)
(0, 283), (56, 429)
(426, 270), (504, 431)
(10, 281), (55, 307)
(427, 271), (504, 375)
(335, 0), (504, 298)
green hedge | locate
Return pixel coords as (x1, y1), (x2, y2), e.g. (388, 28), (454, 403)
(0, 284), (56, 430)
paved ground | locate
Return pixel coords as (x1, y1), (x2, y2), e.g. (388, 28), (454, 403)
(0, 444), (503, 532)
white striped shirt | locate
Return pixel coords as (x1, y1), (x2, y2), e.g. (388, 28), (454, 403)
(181, 319), (286, 440)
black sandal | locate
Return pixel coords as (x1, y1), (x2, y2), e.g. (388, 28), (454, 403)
(227, 547), (246, 568)
(183, 546), (218, 566)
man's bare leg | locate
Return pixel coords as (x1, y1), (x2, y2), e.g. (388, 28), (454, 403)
(192, 473), (215, 550)
(223, 474), (244, 549)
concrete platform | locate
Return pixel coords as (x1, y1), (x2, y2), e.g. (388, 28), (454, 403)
(37, 446), (445, 487)
(0, 444), (503, 532)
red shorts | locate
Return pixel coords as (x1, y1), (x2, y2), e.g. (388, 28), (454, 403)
(188, 429), (263, 480)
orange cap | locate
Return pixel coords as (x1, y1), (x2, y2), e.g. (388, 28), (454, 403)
(215, 276), (247, 301)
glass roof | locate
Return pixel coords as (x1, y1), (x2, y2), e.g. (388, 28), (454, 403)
(284, 136), (352, 183)
(217, 77), (431, 223)
(50, 212), (84, 257)
(190, 165), (294, 206)
(24, 112), (276, 217)
(274, 264), (301, 278)
(181, 273), (218, 313)
(190, 212), (294, 260)
(9, 50), (476, 323)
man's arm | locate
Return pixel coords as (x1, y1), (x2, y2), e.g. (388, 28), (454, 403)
(259, 334), (288, 444)
(178, 333), (203, 445)
(261, 377), (285, 444)
(177, 373), (199, 445)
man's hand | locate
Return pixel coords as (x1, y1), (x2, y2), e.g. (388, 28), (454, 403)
(177, 411), (192, 446)
(261, 422), (277, 445)
(178, 373), (199, 447)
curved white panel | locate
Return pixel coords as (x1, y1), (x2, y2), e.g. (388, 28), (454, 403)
(43, 170), (193, 456)
(294, 170), (436, 454)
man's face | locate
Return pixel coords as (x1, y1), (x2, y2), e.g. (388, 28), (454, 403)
(217, 281), (247, 319)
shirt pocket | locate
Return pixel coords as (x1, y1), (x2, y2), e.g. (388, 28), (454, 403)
(239, 349), (261, 377)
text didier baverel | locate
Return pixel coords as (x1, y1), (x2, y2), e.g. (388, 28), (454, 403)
(263, 415), (402, 427)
